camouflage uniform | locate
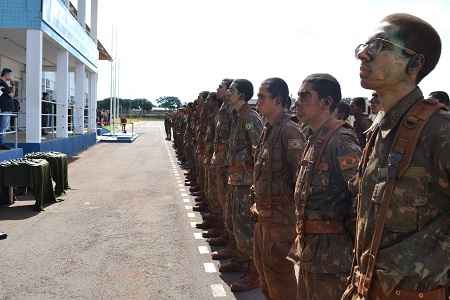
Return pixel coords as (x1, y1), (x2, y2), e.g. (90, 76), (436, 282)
(252, 111), (305, 300)
(195, 107), (208, 192)
(205, 108), (221, 218)
(353, 113), (372, 149)
(211, 103), (234, 242)
(226, 103), (263, 260)
(184, 111), (196, 177)
(345, 88), (450, 299)
(287, 119), (361, 300)
(164, 114), (172, 139)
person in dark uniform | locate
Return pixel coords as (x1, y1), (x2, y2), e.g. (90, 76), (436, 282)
(164, 112), (172, 140)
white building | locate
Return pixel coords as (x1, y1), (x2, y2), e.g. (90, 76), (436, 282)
(0, 0), (111, 160)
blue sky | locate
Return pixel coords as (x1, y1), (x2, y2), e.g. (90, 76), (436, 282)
(95, 0), (450, 104)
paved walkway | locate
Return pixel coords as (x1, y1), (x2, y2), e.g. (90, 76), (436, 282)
(0, 121), (265, 300)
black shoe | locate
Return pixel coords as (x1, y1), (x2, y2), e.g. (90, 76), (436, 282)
(0, 144), (11, 150)
(0, 232), (7, 240)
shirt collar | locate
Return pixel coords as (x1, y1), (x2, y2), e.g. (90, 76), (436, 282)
(378, 87), (423, 138)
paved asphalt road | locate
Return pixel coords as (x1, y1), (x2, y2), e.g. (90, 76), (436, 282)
(0, 121), (265, 300)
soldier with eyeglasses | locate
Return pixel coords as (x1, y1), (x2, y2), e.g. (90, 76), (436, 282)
(343, 13), (450, 300)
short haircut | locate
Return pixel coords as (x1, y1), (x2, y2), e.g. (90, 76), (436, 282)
(233, 79), (254, 102)
(285, 96), (292, 109)
(429, 91), (449, 107)
(302, 73), (341, 113)
(42, 92), (49, 97)
(1, 68), (12, 77)
(351, 97), (366, 111)
(337, 101), (350, 120)
(208, 92), (223, 108)
(261, 77), (289, 108)
(381, 13), (441, 84)
(222, 78), (234, 89)
(199, 91), (209, 100)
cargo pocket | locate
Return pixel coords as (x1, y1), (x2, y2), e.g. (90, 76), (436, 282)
(371, 170), (428, 233)
(268, 226), (297, 264)
(271, 143), (283, 172)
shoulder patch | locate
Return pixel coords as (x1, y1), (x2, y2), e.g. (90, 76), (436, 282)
(288, 139), (303, 150)
(244, 122), (253, 131)
(338, 152), (359, 170)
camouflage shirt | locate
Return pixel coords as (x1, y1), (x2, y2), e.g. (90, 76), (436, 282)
(205, 108), (220, 163)
(353, 112), (372, 149)
(196, 107), (209, 154)
(355, 87), (450, 295)
(253, 112), (305, 226)
(211, 103), (233, 167)
(226, 103), (263, 186)
(287, 121), (361, 273)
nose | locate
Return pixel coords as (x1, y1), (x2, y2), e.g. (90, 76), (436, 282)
(356, 45), (370, 61)
(295, 99), (301, 107)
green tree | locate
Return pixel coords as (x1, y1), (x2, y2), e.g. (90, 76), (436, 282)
(97, 97), (153, 111)
(156, 96), (181, 109)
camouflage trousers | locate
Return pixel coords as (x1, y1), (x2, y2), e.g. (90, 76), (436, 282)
(254, 222), (297, 300)
(297, 268), (348, 300)
(218, 167), (236, 245)
(206, 164), (222, 218)
(165, 126), (171, 138)
(197, 152), (206, 190)
(226, 184), (255, 260)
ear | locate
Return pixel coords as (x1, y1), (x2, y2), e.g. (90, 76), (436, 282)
(408, 54), (425, 74)
(275, 95), (282, 105)
(322, 96), (332, 110)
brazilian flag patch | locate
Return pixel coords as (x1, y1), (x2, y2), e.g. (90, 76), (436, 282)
(244, 122), (253, 131)
(288, 139), (303, 150)
(338, 152), (359, 170)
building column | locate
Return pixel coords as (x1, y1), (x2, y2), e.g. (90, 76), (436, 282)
(77, 0), (87, 29)
(74, 62), (86, 135)
(89, 72), (98, 132)
(25, 29), (43, 143)
(91, 0), (98, 41)
(56, 49), (69, 139)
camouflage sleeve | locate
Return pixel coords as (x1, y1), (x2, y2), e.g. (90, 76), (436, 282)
(361, 116), (373, 132)
(332, 128), (362, 239)
(245, 111), (264, 148)
(281, 121), (306, 181)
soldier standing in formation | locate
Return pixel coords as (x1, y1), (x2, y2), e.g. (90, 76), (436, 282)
(164, 112), (172, 140)
(344, 13), (450, 300)
(224, 79), (263, 291)
(349, 97), (373, 149)
(252, 77), (306, 299)
(287, 73), (361, 300)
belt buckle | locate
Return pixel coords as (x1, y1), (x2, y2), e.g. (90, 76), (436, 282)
(351, 266), (361, 288)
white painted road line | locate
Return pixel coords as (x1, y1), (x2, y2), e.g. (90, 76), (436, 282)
(190, 222), (198, 227)
(193, 232), (204, 239)
(187, 213), (196, 218)
(204, 263), (216, 273)
(183, 199), (190, 203)
(185, 205), (192, 210)
(211, 284), (227, 297)
(198, 246), (209, 254)
(181, 193), (188, 196)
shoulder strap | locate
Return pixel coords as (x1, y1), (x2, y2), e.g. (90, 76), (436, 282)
(266, 113), (298, 202)
(359, 98), (446, 297)
(296, 118), (346, 238)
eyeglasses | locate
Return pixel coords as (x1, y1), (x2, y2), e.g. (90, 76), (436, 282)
(355, 38), (416, 59)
